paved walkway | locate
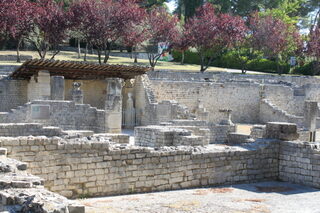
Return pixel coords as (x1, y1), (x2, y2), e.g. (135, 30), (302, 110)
(79, 181), (320, 213)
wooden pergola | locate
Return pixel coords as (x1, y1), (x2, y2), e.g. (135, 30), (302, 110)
(10, 59), (151, 80)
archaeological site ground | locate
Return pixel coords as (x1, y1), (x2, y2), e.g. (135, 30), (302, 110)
(0, 59), (320, 212)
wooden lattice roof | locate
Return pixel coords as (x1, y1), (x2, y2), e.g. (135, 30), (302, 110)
(10, 59), (151, 80)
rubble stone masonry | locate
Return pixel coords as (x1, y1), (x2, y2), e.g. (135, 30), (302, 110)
(0, 136), (279, 198)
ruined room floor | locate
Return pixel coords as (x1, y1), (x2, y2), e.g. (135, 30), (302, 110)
(78, 181), (320, 213)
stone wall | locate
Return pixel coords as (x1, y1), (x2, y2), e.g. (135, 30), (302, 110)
(148, 71), (320, 86)
(0, 100), (106, 133)
(0, 78), (28, 112)
(263, 84), (305, 116)
(150, 80), (261, 124)
(65, 79), (107, 109)
(160, 120), (235, 144)
(208, 124), (236, 143)
(279, 141), (320, 188)
(0, 123), (65, 137)
(134, 126), (209, 147)
(0, 147), (84, 213)
(134, 76), (192, 126)
(0, 136), (279, 198)
(259, 99), (304, 126)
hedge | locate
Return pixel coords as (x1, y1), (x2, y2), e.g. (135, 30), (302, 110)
(172, 49), (290, 74)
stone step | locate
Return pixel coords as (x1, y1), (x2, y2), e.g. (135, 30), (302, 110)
(227, 133), (254, 145)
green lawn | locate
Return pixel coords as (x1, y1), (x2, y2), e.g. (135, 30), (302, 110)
(0, 50), (311, 77)
(0, 50), (228, 72)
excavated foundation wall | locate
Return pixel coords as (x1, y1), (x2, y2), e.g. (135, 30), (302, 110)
(0, 137), (279, 198)
(1, 136), (320, 199)
(279, 141), (320, 188)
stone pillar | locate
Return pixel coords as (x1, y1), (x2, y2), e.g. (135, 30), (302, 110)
(50, 76), (65, 100)
(72, 82), (83, 104)
(105, 78), (123, 133)
(304, 101), (318, 142)
(124, 92), (135, 129)
(27, 70), (51, 101)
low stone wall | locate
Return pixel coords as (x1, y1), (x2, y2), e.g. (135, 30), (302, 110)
(148, 71), (320, 87)
(279, 141), (320, 188)
(0, 79), (28, 112)
(160, 120), (235, 144)
(94, 133), (130, 144)
(134, 126), (209, 147)
(0, 123), (65, 137)
(0, 100), (106, 133)
(260, 99), (304, 126)
(0, 136), (279, 198)
(208, 124), (236, 144)
(250, 125), (266, 139)
(0, 148), (84, 213)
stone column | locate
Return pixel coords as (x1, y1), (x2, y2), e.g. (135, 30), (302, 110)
(105, 78), (123, 133)
(72, 82), (83, 104)
(27, 70), (51, 101)
(304, 101), (318, 142)
(50, 76), (65, 100)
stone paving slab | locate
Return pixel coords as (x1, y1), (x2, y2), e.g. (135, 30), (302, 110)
(79, 181), (320, 213)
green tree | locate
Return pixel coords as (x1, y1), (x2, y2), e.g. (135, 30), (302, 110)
(175, 0), (204, 21)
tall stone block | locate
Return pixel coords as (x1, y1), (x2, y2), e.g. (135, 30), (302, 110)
(27, 70), (51, 101)
(266, 122), (299, 141)
(303, 101), (318, 142)
(105, 78), (123, 133)
(50, 76), (65, 100)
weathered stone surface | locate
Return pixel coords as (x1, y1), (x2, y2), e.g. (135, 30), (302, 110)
(68, 204), (85, 213)
(266, 122), (299, 141)
(1, 136), (280, 198)
(0, 153), (84, 212)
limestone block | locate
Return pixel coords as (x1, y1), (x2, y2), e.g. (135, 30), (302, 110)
(227, 133), (254, 145)
(266, 122), (299, 141)
(50, 76), (65, 100)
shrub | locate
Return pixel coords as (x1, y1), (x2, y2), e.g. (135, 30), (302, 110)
(172, 49), (200, 64)
(172, 49), (290, 73)
(292, 62), (315, 76)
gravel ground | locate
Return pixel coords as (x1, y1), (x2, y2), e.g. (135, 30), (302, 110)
(78, 181), (320, 213)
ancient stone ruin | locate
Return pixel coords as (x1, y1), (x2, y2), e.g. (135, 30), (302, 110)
(0, 59), (320, 212)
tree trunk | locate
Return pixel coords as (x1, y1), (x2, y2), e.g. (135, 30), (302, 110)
(16, 39), (22, 63)
(134, 53), (138, 63)
(181, 51), (185, 65)
(84, 42), (88, 61)
(130, 47), (133, 59)
(241, 64), (246, 74)
(103, 42), (111, 63)
(200, 54), (206, 73)
(276, 56), (281, 75)
(148, 53), (155, 70)
(77, 39), (81, 59)
(97, 49), (102, 64)
(133, 46), (138, 63)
